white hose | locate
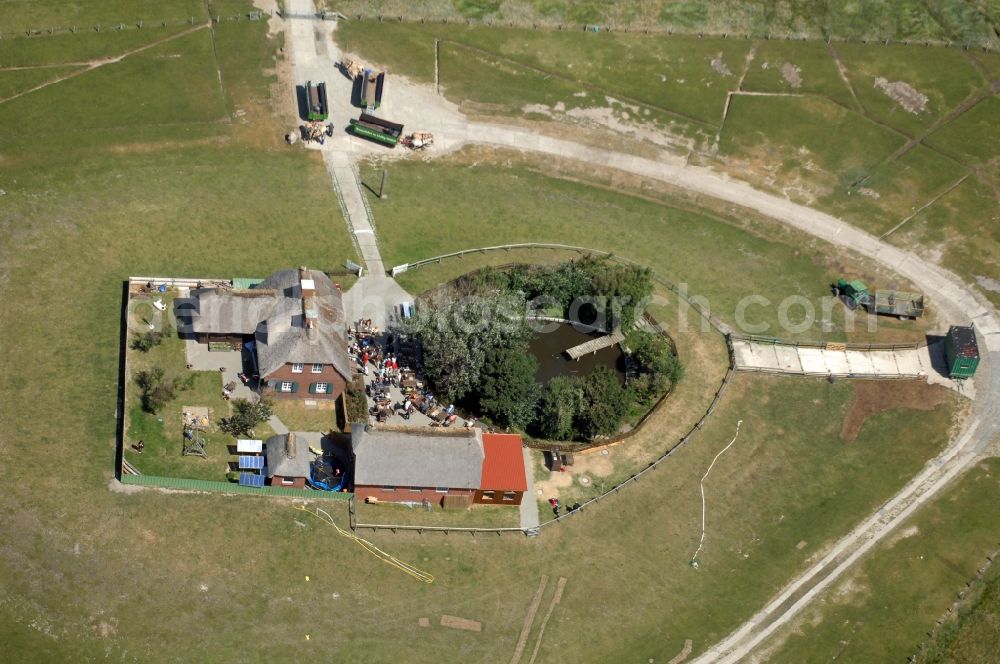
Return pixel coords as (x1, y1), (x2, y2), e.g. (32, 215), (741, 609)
(691, 419), (744, 567)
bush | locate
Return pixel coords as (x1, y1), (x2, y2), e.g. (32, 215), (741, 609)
(577, 366), (633, 439)
(345, 377), (369, 425)
(626, 330), (683, 403)
(219, 398), (273, 437)
(130, 331), (163, 352)
(538, 376), (585, 441)
(135, 366), (194, 413)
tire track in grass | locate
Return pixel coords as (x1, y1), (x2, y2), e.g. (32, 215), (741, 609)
(509, 575), (549, 664)
(527, 576), (567, 664)
(0, 21), (211, 105)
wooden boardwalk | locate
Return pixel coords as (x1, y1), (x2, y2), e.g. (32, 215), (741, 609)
(565, 331), (625, 360)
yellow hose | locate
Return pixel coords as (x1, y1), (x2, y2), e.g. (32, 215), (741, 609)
(294, 504), (434, 584)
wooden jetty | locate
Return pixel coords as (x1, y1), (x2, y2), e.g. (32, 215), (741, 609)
(565, 331), (625, 360)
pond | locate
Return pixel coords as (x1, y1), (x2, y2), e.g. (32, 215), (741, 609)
(528, 321), (627, 385)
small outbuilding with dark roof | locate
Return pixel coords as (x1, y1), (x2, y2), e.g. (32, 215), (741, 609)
(265, 432), (313, 489)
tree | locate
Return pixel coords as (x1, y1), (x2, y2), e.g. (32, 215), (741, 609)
(626, 330), (684, 401)
(406, 291), (532, 402)
(135, 366), (194, 414)
(538, 376), (585, 441)
(577, 366), (632, 439)
(478, 348), (541, 429)
(581, 258), (653, 330)
(219, 398), (273, 437)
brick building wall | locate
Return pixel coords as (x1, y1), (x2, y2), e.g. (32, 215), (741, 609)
(269, 475), (307, 489)
(264, 362), (347, 400)
(354, 485), (475, 507)
(473, 489), (523, 506)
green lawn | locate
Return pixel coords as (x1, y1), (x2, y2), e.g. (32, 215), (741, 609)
(892, 175), (1000, 308)
(0, 29), (227, 134)
(363, 149), (933, 342)
(0, 0), (206, 27)
(0, 7), (991, 663)
(836, 42), (986, 136)
(0, 64), (87, 99)
(326, 1), (1000, 48)
(122, 294), (243, 481)
(739, 40), (856, 108)
(270, 401), (339, 433)
(767, 457), (1000, 663)
(719, 94), (905, 204)
(353, 499), (522, 529)
(924, 95), (1000, 167)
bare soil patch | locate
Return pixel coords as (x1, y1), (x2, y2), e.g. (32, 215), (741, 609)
(840, 380), (949, 442)
(873, 77), (928, 114)
(711, 53), (733, 77)
(781, 62), (802, 88)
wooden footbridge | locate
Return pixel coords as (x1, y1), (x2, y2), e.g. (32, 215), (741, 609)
(565, 330), (626, 360)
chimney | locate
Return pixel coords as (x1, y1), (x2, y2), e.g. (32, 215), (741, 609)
(284, 432), (297, 459)
(299, 266), (319, 333)
(299, 267), (316, 299)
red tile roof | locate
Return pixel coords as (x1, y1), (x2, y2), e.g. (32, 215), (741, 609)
(479, 433), (527, 492)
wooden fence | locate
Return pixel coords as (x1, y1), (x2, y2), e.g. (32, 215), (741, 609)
(348, 13), (998, 52)
(1, 12), (271, 40)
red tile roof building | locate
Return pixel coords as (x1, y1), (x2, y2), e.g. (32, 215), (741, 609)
(474, 433), (527, 506)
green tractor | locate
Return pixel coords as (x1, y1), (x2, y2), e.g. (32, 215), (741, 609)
(834, 278), (925, 320)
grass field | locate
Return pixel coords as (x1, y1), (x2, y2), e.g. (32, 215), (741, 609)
(338, 21), (745, 140)
(326, 1), (1000, 48)
(0, 29), (228, 134)
(0, 4), (993, 662)
(916, 551), (1000, 663)
(739, 40), (856, 108)
(893, 175), (1000, 309)
(0, 64), (86, 99)
(765, 457), (1000, 662)
(924, 95), (1000, 167)
(339, 20), (1000, 305)
(834, 41), (985, 136)
(718, 94), (907, 213)
(0, 0), (206, 27)
(362, 149), (936, 342)
(353, 499), (522, 529)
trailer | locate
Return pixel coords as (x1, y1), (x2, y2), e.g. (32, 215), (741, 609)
(834, 278), (925, 319)
(360, 69), (385, 109)
(944, 325), (980, 379)
(305, 81), (329, 121)
(348, 113), (403, 147)
(871, 289), (925, 319)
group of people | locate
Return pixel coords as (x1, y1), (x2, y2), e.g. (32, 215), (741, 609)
(348, 318), (481, 429)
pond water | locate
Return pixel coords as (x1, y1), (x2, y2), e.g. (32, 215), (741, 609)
(528, 322), (626, 385)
